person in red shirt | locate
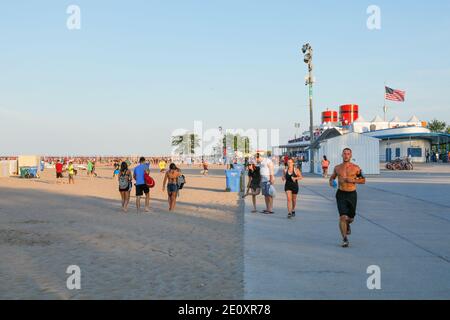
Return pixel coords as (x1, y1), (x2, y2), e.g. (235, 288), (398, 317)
(55, 160), (64, 184)
(284, 155), (289, 169)
(322, 156), (330, 178)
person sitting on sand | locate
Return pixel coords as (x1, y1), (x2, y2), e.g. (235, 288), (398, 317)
(162, 163), (181, 211)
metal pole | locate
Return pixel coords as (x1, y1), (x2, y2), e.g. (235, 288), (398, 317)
(309, 71), (314, 173)
(308, 46), (314, 174)
(383, 83), (387, 122)
(302, 43), (315, 174)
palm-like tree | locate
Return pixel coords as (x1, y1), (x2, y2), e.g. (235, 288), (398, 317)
(223, 133), (251, 154)
(171, 133), (201, 155)
(427, 119), (447, 132)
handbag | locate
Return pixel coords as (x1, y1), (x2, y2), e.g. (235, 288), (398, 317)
(268, 183), (276, 198)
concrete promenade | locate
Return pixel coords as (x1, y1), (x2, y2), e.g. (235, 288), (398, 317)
(244, 164), (450, 299)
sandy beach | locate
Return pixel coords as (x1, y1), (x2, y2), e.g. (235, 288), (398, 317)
(0, 166), (244, 299)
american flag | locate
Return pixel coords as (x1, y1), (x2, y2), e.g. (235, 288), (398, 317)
(385, 86), (406, 102)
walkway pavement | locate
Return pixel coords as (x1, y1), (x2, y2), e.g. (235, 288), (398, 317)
(244, 166), (450, 299)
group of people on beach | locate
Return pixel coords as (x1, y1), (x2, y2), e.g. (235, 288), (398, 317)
(116, 157), (184, 213)
(245, 149), (366, 248)
(53, 156), (185, 213)
(54, 159), (77, 184)
(54, 159), (99, 184)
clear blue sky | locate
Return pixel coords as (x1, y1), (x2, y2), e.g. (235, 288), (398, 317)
(1, 0), (449, 155)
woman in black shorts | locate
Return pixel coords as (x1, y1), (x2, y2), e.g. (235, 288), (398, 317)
(282, 158), (303, 219)
(243, 163), (261, 213)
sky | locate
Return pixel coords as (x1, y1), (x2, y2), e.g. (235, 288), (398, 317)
(1, 0), (449, 155)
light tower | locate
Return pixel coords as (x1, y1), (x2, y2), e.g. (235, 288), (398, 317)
(302, 43), (315, 173)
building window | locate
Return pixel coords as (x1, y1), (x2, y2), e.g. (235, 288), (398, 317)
(407, 148), (422, 158)
(395, 148), (401, 158)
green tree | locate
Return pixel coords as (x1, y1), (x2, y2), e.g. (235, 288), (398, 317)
(427, 119), (447, 132)
(223, 133), (251, 154)
(171, 133), (201, 155)
(447, 126), (450, 134)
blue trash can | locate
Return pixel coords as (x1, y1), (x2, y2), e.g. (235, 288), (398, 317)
(20, 166), (38, 178)
(28, 167), (38, 178)
(225, 170), (241, 192)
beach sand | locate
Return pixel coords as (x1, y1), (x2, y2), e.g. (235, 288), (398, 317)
(0, 166), (244, 299)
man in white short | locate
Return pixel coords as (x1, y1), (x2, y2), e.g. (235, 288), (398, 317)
(256, 153), (275, 214)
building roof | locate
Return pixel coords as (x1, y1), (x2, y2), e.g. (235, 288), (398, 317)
(309, 132), (380, 150)
(309, 128), (343, 149)
(390, 116), (401, 122)
(369, 132), (450, 144)
(278, 141), (311, 149)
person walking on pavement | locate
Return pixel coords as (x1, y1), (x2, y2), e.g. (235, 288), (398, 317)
(322, 156), (330, 178)
(256, 153), (275, 214)
(282, 158), (303, 219)
(243, 162), (262, 213)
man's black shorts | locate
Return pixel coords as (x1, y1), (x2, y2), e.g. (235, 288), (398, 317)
(135, 184), (149, 196)
(56, 172), (63, 179)
(336, 190), (357, 219)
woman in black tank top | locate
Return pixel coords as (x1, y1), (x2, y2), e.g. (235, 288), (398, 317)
(282, 158), (303, 219)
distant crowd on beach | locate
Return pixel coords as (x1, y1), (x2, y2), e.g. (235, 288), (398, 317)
(47, 156), (189, 214)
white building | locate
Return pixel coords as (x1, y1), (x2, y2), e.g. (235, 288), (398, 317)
(279, 114), (450, 172)
(310, 131), (380, 175)
(363, 126), (450, 163)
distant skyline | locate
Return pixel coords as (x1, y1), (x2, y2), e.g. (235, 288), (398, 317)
(1, 1), (449, 155)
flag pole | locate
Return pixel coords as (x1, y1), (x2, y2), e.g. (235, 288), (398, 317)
(383, 82), (387, 122)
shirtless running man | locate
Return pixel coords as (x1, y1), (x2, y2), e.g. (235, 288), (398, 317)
(329, 148), (366, 248)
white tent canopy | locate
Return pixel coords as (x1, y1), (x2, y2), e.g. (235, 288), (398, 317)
(371, 115), (383, 123)
(407, 115), (420, 123)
